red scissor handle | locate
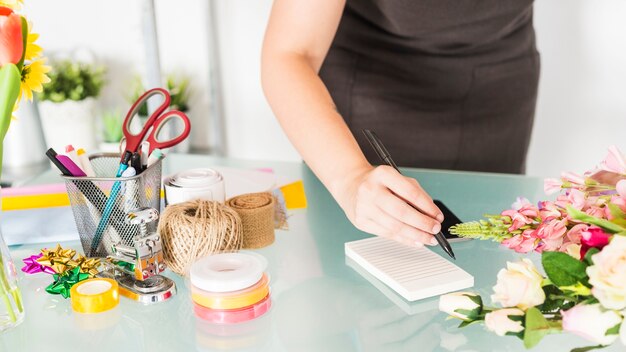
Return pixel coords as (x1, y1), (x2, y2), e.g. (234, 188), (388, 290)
(122, 88), (171, 155)
(144, 110), (191, 154)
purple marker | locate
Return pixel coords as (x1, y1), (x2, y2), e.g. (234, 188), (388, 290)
(56, 155), (87, 177)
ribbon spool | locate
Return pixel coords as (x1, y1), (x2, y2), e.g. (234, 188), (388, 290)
(193, 295), (272, 324)
(190, 252), (267, 293)
(192, 274), (270, 310)
(159, 200), (243, 276)
(70, 278), (120, 314)
(226, 193), (275, 249)
(164, 168), (226, 205)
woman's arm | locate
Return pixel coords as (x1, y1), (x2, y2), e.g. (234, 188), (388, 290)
(261, 0), (443, 247)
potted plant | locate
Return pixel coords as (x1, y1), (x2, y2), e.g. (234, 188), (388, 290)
(38, 60), (105, 153)
(129, 74), (192, 152)
(99, 109), (124, 153)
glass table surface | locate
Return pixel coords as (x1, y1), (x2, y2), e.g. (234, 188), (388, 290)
(0, 154), (618, 352)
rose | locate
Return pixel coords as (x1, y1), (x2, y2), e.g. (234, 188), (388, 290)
(438, 292), (482, 321)
(580, 227), (611, 259)
(561, 303), (621, 346)
(491, 259), (545, 310)
(587, 236), (626, 310)
(0, 7), (23, 66)
(484, 308), (524, 336)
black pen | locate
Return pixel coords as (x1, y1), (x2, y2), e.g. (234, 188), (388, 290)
(362, 129), (456, 260)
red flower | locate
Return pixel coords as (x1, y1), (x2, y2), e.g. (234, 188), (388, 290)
(0, 6), (23, 66)
(580, 227), (611, 259)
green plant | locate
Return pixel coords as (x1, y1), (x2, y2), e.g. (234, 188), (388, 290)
(39, 60), (105, 102)
(101, 110), (124, 143)
(129, 74), (191, 115)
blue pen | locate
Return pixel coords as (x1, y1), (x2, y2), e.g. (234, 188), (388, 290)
(90, 151), (132, 256)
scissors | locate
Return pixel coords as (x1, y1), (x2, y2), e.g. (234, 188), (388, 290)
(91, 88), (191, 256)
(118, 88), (191, 169)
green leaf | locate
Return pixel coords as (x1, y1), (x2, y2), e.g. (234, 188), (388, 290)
(583, 247), (600, 266)
(458, 319), (482, 328)
(0, 64), (21, 140)
(542, 251), (588, 287)
(570, 345), (606, 352)
(606, 322), (621, 336)
(17, 16), (28, 70)
(567, 206), (625, 234)
(538, 285), (565, 313)
(524, 307), (561, 349)
(608, 203), (626, 220)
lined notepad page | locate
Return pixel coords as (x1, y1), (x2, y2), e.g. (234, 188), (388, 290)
(345, 237), (474, 301)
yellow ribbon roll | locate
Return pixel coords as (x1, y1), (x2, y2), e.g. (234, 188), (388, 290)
(191, 274), (270, 310)
(70, 278), (119, 314)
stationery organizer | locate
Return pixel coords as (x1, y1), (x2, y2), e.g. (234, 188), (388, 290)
(61, 153), (163, 258)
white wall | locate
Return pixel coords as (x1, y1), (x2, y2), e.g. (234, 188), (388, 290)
(21, 0), (626, 177)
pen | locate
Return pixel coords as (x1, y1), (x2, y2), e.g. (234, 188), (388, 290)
(130, 152), (142, 173)
(362, 129), (456, 260)
(65, 145), (84, 173)
(140, 141), (150, 171)
(56, 155), (87, 177)
(76, 148), (96, 177)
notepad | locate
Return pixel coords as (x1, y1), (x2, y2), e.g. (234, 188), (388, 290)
(345, 237), (474, 301)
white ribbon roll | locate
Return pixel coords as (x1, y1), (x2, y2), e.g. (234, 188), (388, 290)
(164, 168), (225, 205)
(190, 252), (268, 293)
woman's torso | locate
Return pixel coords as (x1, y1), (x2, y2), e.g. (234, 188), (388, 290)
(320, 0), (539, 174)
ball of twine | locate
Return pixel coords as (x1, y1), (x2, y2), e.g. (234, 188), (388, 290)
(226, 192), (276, 249)
(158, 199), (243, 276)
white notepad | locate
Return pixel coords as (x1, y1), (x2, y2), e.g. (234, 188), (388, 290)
(345, 237), (474, 301)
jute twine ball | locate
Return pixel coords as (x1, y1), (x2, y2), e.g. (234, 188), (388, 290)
(226, 192), (275, 249)
(158, 199), (243, 276)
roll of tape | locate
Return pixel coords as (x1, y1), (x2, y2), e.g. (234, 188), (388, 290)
(70, 278), (120, 314)
(164, 168), (225, 205)
(190, 252), (267, 293)
(192, 274), (270, 310)
(193, 294), (272, 324)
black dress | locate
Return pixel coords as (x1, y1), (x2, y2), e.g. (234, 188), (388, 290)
(319, 0), (540, 174)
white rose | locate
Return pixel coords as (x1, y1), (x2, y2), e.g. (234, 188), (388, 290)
(561, 304), (621, 346)
(491, 259), (546, 310)
(587, 236), (626, 310)
(484, 308), (525, 336)
(439, 292), (482, 321)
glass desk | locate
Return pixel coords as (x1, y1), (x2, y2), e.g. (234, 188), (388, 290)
(1, 154), (618, 351)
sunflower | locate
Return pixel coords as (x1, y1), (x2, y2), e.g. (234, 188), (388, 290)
(20, 58), (50, 101)
(0, 0), (23, 10)
(24, 22), (42, 61)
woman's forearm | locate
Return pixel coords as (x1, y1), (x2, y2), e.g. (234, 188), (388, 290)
(261, 51), (371, 209)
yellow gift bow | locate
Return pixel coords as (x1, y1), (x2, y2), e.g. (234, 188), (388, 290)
(36, 244), (100, 276)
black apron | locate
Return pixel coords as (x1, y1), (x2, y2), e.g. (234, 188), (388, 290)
(319, 0), (540, 174)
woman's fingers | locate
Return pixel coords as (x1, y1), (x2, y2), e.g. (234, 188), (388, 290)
(374, 186), (441, 234)
(371, 208), (437, 246)
(374, 166), (443, 221)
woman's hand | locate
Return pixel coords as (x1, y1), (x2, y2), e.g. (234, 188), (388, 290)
(333, 165), (444, 248)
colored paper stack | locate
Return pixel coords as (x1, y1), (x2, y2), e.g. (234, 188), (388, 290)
(190, 252), (271, 324)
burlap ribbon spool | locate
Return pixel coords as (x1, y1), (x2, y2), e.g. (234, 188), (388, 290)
(158, 200), (243, 276)
(226, 192), (276, 249)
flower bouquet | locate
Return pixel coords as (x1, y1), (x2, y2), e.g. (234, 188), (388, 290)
(0, 0), (49, 330)
(439, 146), (626, 351)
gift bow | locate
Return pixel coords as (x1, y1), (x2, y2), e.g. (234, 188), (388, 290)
(21, 253), (55, 275)
(45, 267), (90, 299)
(37, 244), (78, 274)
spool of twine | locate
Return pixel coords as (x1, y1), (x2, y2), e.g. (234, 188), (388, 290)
(158, 200), (243, 276)
(226, 192), (275, 249)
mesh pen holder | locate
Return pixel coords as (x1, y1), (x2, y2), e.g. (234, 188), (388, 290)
(62, 153), (162, 258)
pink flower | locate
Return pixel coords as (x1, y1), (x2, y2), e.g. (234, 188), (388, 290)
(580, 227), (611, 258)
(502, 234), (537, 253)
(599, 146), (626, 175)
(544, 178), (562, 195)
(566, 224), (588, 244)
(562, 304), (621, 345)
(610, 195), (626, 214)
(511, 197), (532, 210)
(617, 179), (626, 199)
(0, 8), (23, 66)
(554, 194), (571, 210)
(535, 219), (567, 251)
(538, 201), (563, 222)
(561, 172), (586, 186)
(585, 206), (605, 219)
(566, 189), (587, 210)
(502, 209), (533, 231)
